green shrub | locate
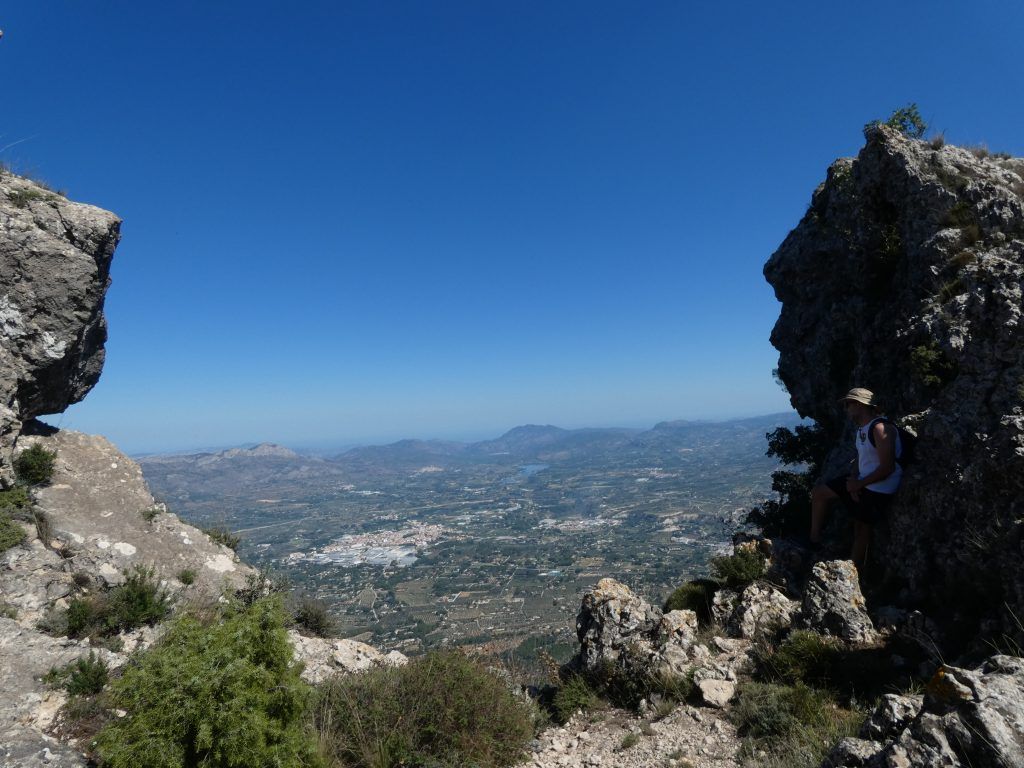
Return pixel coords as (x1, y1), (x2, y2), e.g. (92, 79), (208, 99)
(96, 597), (318, 768)
(0, 513), (26, 552)
(663, 579), (718, 625)
(756, 631), (843, 687)
(910, 341), (958, 389)
(6, 188), (47, 208)
(731, 682), (863, 768)
(177, 568), (196, 586)
(0, 602), (17, 619)
(14, 444), (57, 485)
(140, 506), (161, 522)
(203, 524), (241, 551)
(312, 649), (535, 768)
(619, 732), (639, 750)
(235, 565), (290, 608)
(0, 486), (31, 512)
(66, 566), (171, 638)
(290, 596), (334, 638)
(587, 653), (694, 710)
(746, 423), (830, 537)
(45, 652), (109, 696)
(710, 549), (765, 590)
(864, 103), (927, 139)
(551, 674), (599, 724)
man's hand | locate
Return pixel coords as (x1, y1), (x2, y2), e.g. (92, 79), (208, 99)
(846, 476), (862, 500)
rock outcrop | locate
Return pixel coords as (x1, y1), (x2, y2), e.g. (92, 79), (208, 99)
(0, 171), (120, 481)
(799, 560), (877, 644)
(826, 655), (1024, 767)
(766, 125), (1024, 649)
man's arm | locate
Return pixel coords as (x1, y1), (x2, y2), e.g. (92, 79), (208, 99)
(851, 422), (897, 489)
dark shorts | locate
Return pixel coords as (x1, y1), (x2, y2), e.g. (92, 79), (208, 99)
(825, 475), (895, 525)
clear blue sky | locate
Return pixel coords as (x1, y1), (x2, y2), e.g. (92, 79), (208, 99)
(3, 2), (1022, 453)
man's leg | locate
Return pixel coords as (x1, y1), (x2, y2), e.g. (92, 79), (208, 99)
(810, 483), (838, 543)
(852, 520), (871, 567)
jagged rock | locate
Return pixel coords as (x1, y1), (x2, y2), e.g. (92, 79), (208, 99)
(822, 738), (885, 767)
(0, 172), (120, 480)
(766, 125), (1024, 646)
(287, 630), (407, 684)
(711, 588), (738, 626)
(575, 578), (664, 672)
(726, 582), (798, 639)
(697, 679), (735, 708)
(799, 560), (877, 644)
(859, 693), (923, 742)
(827, 655), (1024, 767)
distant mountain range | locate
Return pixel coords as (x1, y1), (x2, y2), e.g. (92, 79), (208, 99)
(137, 413), (802, 497)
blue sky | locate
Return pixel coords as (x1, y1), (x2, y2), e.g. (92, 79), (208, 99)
(3, 2), (1022, 453)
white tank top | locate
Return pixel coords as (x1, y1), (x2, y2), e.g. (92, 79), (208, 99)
(856, 418), (902, 494)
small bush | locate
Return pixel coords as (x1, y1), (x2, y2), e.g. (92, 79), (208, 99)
(6, 188), (47, 208)
(203, 524), (241, 551)
(587, 653), (694, 710)
(0, 602), (17, 619)
(66, 652), (109, 696)
(0, 513), (26, 552)
(96, 597), (318, 768)
(177, 568), (196, 586)
(618, 732), (639, 750)
(552, 674), (599, 724)
(864, 103), (927, 139)
(290, 596), (334, 638)
(0, 486), (30, 512)
(14, 444), (57, 485)
(66, 566), (171, 639)
(731, 682), (863, 768)
(910, 341), (958, 389)
(235, 565), (290, 608)
(710, 549), (766, 590)
(140, 506), (161, 522)
(313, 649), (535, 768)
(663, 579), (718, 625)
(929, 133), (945, 149)
(756, 630), (843, 688)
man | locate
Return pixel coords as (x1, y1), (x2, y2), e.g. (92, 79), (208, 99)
(809, 387), (902, 567)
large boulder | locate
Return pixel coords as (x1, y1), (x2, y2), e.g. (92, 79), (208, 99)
(726, 582), (798, 639)
(765, 126), (1024, 647)
(825, 655), (1024, 767)
(799, 560), (877, 644)
(0, 171), (120, 480)
(287, 630), (407, 684)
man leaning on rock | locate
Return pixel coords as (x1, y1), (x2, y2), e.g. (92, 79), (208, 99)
(809, 388), (902, 568)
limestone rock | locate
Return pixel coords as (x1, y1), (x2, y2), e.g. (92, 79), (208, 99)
(697, 679), (735, 708)
(575, 578), (663, 672)
(0, 172), (120, 480)
(726, 582), (798, 639)
(288, 630), (407, 684)
(765, 125), (1024, 646)
(822, 737), (885, 767)
(799, 560), (877, 644)
(859, 693), (923, 742)
(827, 655), (1024, 767)
(711, 588), (738, 626)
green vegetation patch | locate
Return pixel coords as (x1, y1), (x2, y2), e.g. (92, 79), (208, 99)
(96, 597), (318, 768)
(864, 103), (927, 139)
(290, 596), (335, 638)
(66, 566), (171, 639)
(663, 578), (718, 625)
(910, 341), (958, 389)
(551, 674), (599, 724)
(710, 549), (766, 590)
(0, 513), (27, 552)
(177, 568), (196, 586)
(731, 682), (863, 768)
(755, 630), (843, 688)
(14, 444), (57, 485)
(46, 651), (109, 697)
(312, 649), (535, 768)
(203, 524), (241, 551)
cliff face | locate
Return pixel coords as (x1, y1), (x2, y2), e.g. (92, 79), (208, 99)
(0, 171), (121, 481)
(766, 126), (1024, 649)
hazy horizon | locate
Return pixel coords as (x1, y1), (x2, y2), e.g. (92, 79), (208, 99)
(116, 408), (799, 458)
